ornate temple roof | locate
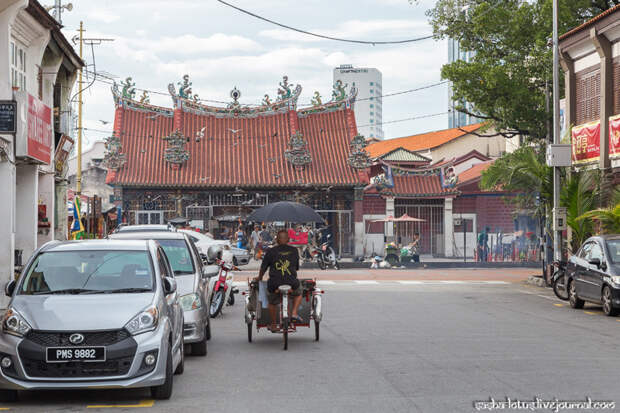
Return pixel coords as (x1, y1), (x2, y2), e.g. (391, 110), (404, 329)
(106, 75), (366, 188)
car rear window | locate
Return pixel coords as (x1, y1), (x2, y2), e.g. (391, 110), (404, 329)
(607, 240), (620, 264)
(19, 250), (154, 295)
(157, 239), (195, 275)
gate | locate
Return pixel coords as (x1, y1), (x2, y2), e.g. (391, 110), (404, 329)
(395, 200), (444, 256)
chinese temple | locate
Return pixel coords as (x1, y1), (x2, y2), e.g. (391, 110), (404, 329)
(105, 75), (368, 256)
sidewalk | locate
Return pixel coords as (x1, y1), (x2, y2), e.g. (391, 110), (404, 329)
(238, 256), (541, 271)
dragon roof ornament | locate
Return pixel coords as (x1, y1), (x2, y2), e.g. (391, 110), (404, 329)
(298, 81), (358, 117)
(111, 81), (174, 117)
(168, 75), (302, 118)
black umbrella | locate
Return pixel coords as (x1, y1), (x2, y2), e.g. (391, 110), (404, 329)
(247, 201), (324, 224)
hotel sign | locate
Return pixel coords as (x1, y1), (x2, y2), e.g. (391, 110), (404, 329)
(0, 101), (16, 134)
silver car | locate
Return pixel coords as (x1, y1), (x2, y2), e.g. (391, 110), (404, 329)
(0, 239), (184, 401)
(109, 231), (215, 355)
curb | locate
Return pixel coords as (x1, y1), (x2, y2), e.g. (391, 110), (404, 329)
(527, 275), (547, 287)
(299, 262), (542, 270)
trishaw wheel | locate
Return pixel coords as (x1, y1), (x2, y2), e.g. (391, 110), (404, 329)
(247, 322), (252, 343)
(318, 259), (326, 270)
(282, 319), (289, 350)
(314, 320), (320, 341)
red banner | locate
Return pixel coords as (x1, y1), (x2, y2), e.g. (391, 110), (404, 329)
(27, 94), (52, 164)
(610, 115), (620, 159)
(571, 121), (600, 164)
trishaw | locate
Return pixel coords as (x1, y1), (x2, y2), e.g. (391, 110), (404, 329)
(245, 200), (326, 350)
(244, 279), (323, 350)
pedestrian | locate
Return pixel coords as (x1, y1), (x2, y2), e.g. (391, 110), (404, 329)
(250, 225), (261, 257)
(235, 225), (246, 249)
(408, 232), (420, 263)
(260, 224), (273, 245)
(204, 228), (214, 239)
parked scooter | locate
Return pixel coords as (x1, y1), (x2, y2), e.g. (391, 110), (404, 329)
(209, 259), (239, 317)
(551, 260), (568, 301)
(316, 231), (340, 270)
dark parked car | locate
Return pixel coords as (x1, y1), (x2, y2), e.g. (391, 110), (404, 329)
(566, 235), (620, 316)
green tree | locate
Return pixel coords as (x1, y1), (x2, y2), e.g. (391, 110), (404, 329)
(560, 172), (596, 250)
(424, 0), (619, 141)
(480, 146), (553, 214)
(576, 188), (620, 234)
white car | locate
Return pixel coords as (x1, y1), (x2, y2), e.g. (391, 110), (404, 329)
(178, 230), (250, 266)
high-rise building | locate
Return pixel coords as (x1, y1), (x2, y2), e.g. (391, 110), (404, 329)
(447, 39), (481, 128)
(333, 64), (384, 139)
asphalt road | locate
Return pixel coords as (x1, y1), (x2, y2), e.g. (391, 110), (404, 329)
(6, 280), (620, 412)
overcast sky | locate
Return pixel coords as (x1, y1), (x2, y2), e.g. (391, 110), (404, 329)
(59, 0), (448, 149)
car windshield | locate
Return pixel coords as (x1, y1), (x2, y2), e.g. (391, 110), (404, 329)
(607, 240), (620, 264)
(158, 239), (195, 275)
(19, 250), (155, 295)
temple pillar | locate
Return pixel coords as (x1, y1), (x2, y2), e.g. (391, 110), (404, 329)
(444, 198), (454, 257)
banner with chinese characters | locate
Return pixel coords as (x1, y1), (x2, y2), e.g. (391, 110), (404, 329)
(571, 121), (600, 164)
(610, 114), (620, 159)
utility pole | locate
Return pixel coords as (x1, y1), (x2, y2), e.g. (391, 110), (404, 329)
(77, 21), (84, 196)
(552, 0), (561, 262)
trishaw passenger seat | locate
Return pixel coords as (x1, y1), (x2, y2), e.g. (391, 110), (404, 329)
(278, 285), (292, 294)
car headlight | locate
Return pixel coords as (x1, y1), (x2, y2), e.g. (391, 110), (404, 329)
(611, 276), (620, 285)
(125, 305), (158, 335)
(2, 308), (31, 337)
(180, 293), (201, 311)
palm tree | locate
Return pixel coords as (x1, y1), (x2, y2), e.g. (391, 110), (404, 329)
(480, 146), (553, 215)
(561, 172), (596, 251)
(576, 187), (620, 234)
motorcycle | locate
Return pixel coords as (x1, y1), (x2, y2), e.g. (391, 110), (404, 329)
(317, 233), (339, 270)
(209, 260), (239, 317)
(551, 260), (569, 301)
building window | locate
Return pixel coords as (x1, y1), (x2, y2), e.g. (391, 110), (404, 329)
(370, 111), (374, 116)
(10, 40), (26, 91)
(369, 82), (374, 86)
(576, 70), (601, 124)
(369, 89), (374, 94)
(370, 119), (374, 123)
(370, 104), (374, 108)
(370, 97), (374, 101)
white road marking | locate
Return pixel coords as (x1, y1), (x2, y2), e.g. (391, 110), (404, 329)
(397, 281), (425, 285)
(479, 281), (509, 284)
(316, 280), (336, 285)
(439, 280), (468, 284)
(354, 280), (379, 284)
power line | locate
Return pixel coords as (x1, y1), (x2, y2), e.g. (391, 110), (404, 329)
(216, 0), (433, 45)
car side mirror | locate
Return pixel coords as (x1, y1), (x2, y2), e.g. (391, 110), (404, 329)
(5, 280), (16, 297)
(601, 261), (607, 271)
(588, 258), (601, 268)
(202, 265), (219, 279)
(163, 277), (177, 295)
(200, 253), (209, 263)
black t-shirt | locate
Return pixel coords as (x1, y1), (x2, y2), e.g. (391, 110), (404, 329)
(260, 244), (300, 292)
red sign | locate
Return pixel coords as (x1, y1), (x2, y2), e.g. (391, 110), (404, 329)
(27, 94), (52, 164)
(571, 121), (600, 164)
(610, 115), (620, 159)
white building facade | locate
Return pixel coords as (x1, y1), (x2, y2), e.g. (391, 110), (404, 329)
(333, 64), (384, 139)
(0, 0), (81, 308)
(447, 39), (483, 128)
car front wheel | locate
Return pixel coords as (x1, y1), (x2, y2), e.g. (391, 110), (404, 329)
(602, 286), (618, 316)
(151, 345), (174, 400)
(568, 279), (585, 309)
